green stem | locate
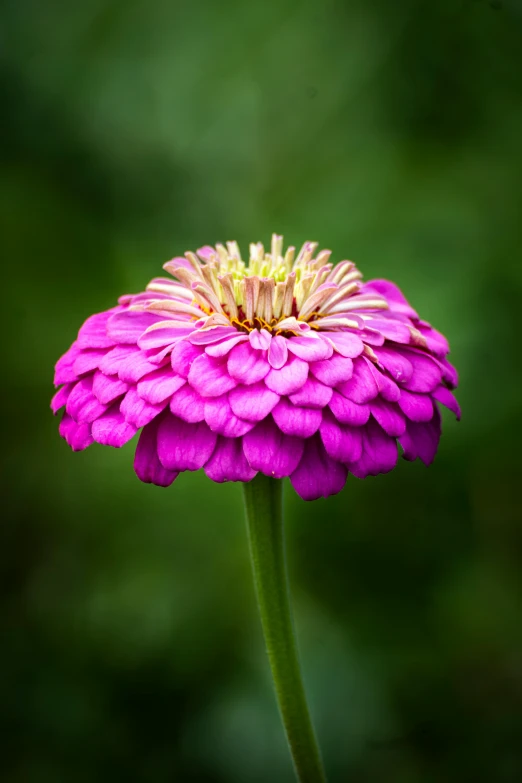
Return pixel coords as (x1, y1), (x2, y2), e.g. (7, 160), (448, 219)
(242, 474), (327, 783)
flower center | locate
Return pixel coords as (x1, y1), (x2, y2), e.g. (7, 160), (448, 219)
(141, 234), (389, 335)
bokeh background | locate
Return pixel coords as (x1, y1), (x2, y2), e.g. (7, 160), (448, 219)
(2, 0), (522, 780)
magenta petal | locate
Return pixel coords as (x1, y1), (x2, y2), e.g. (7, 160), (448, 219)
(398, 349), (442, 393)
(373, 346), (413, 383)
(66, 377), (110, 424)
(51, 383), (72, 414)
(328, 391), (370, 426)
(366, 360), (401, 402)
(91, 407), (137, 447)
(101, 346), (164, 383)
(59, 413), (93, 451)
(287, 334), (333, 362)
(120, 389), (168, 428)
(265, 355), (309, 396)
(440, 357), (458, 389)
(337, 357), (378, 403)
(73, 349), (108, 376)
(272, 398), (322, 438)
(229, 382), (279, 422)
(134, 416), (178, 487)
(432, 385), (461, 420)
(77, 311), (115, 349)
(249, 329), (272, 351)
(288, 377), (332, 409)
(290, 436), (348, 501)
(108, 310), (165, 345)
(319, 412), (363, 463)
(364, 279), (418, 319)
(204, 437), (257, 483)
(205, 334), (248, 357)
(188, 354), (237, 397)
(54, 344), (81, 385)
(157, 414), (217, 471)
(325, 331), (365, 358)
(362, 317), (412, 345)
(268, 335), (288, 369)
(370, 398), (406, 436)
(171, 340), (202, 378)
(204, 396), (255, 437)
(397, 389), (434, 422)
(349, 419), (398, 478)
(228, 342), (271, 384)
(309, 354), (353, 386)
(399, 408), (441, 465)
(137, 367), (185, 404)
(188, 326), (239, 345)
(243, 417), (304, 478)
(92, 371), (129, 404)
(169, 384), (205, 423)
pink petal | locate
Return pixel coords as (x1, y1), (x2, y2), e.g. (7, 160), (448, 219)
(189, 326), (240, 345)
(265, 355), (309, 396)
(138, 324), (194, 352)
(370, 398), (406, 436)
(319, 412), (363, 463)
(66, 377), (110, 424)
(361, 317), (412, 345)
(54, 344), (81, 385)
(328, 391), (371, 426)
(397, 349), (442, 393)
(268, 335), (288, 369)
(432, 385), (461, 420)
(288, 377), (332, 409)
(203, 396), (255, 437)
(91, 406), (137, 447)
(366, 360), (401, 402)
(397, 389), (434, 422)
(204, 437), (258, 483)
(272, 398), (322, 438)
(349, 419), (398, 478)
(59, 413), (94, 451)
(249, 329), (272, 350)
(325, 332), (365, 358)
(169, 385), (206, 423)
(399, 408), (441, 465)
(137, 367), (186, 405)
(287, 334), (333, 362)
(92, 371), (129, 404)
(205, 334), (249, 357)
(440, 357), (458, 389)
(290, 436), (348, 501)
(157, 414), (217, 471)
(51, 383), (72, 414)
(243, 417), (304, 478)
(309, 354), (354, 386)
(77, 310), (116, 349)
(337, 357), (379, 404)
(228, 342), (271, 384)
(108, 310), (165, 344)
(73, 349), (108, 376)
(120, 389), (168, 428)
(171, 340), (202, 378)
(134, 416), (178, 487)
(229, 382), (280, 422)
(372, 346), (413, 383)
(363, 279), (418, 319)
(99, 346), (164, 384)
(188, 354), (237, 397)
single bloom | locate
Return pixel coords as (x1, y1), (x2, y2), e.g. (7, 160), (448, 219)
(52, 235), (459, 500)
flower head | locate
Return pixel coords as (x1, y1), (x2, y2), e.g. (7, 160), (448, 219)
(52, 235), (459, 500)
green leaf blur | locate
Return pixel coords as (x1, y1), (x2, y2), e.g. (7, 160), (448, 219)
(1, 1), (521, 781)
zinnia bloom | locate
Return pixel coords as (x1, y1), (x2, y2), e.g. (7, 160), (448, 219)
(52, 235), (459, 500)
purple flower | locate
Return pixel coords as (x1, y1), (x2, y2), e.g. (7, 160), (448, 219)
(52, 235), (459, 500)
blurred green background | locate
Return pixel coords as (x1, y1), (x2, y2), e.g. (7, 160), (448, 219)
(2, 0), (522, 781)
